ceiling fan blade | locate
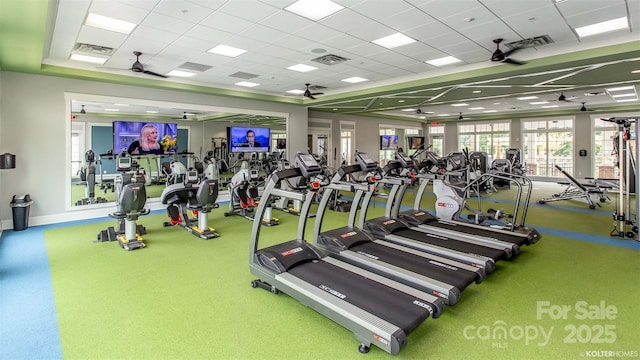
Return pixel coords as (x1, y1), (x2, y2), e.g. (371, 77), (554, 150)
(307, 94), (316, 100)
(310, 92), (324, 96)
(503, 58), (525, 66)
(143, 70), (168, 78)
(502, 46), (522, 58)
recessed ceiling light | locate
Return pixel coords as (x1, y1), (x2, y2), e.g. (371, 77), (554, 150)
(285, 0), (344, 21)
(610, 93), (636, 98)
(401, 109), (416, 112)
(208, 44), (247, 57)
(104, 108), (119, 111)
(398, 100), (405, 103)
(616, 98), (638, 102)
(286, 64), (318, 72)
(114, 103), (129, 106)
(146, 110), (159, 114)
(235, 81), (259, 87)
(606, 86), (634, 92)
(451, 103), (469, 107)
(530, 101), (549, 105)
(437, 114), (450, 117)
(542, 105), (559, 108)
(69, 53), (108, 64)
(472, 90), (481, 94)
(426, 56), (462, 67)
(372, 32), (416, 49)
(286, 89), (305, 95)
(483, 110), (498, 113)
(632, 70), (640, 74)
(342, 76), (368, 83)
(469, 107), (485, 110)
(85, 13), (137, 34)
(517, 96), (539, 100)
(575, 17), (629, 38)
(167, 70), (196, 77)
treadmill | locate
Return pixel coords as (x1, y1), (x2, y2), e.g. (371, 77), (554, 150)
(249, 153), (445, 355)
(353, 153), (509, 274)
(312, 152), (485, 306)
(395, 152), (541, 248)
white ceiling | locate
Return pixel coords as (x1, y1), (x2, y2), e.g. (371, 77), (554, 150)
(46, 0), (640, 120)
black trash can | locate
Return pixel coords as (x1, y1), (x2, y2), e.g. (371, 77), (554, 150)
(10, 194), (33, 231)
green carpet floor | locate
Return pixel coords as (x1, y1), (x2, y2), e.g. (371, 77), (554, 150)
(45, 183), (640, 359)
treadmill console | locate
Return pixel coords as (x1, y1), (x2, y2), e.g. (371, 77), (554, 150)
(295, 153), (322, 178)
(395, 151), (414, 168)
(355, 152), (378, 172)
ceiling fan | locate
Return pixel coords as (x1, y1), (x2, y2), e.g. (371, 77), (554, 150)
(553, 92), (579, 102)
(490, 38), (525, 65)
(125, 51), (168, 78)
(303, 83), (324, 100)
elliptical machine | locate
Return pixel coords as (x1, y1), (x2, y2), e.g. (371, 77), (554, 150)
(96, 153), (150, 250)
(76, 150), (108, 205)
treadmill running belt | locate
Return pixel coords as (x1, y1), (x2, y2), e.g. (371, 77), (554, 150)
(351, 242), (477, 291)
(394, 228), (507, 262)
(402, 210), (530, 246)
(289, 260), (431, 334)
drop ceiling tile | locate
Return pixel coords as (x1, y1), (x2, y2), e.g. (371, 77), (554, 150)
(319, 8), (375, 33)
(564, 3), (629, 28)
(200, 11), (255, 33)
(141, 12), (195, 34)
(88, 0), (149, 24)
(350, 0), (415, 21)
(184, 24), (234, 43)
(392, 41), (438, 58)
(381, 7), (437, 32)
(76, 25), (128, 49)
(457, 21), (519, 44)
(296, 23), (345, 43)
(183, 0), (226, 10)
(113, 0), (161, 11)
(171, 35), (214, 52)
(130, 25), (180, 45)
(345, 41), (387, 57)
(218, 1), (280, 22)
(416, 0), (483, 20)
(240, 23), (289, 43)
(405, 21), (457, 42)
(258, 9), (315, 33)
(347, 22), (396, 42)
(479, 0), (552, 18)
(320, 33), (365, 50)
(152, 0), (214, 23)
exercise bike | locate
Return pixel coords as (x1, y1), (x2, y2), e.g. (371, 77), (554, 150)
(96, 154), (150, 250)
(161, 169), (220, 240)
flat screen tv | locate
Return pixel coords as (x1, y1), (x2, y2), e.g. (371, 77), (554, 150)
(276, 138), (287, 150)
(408, 136), (425, 150)
(380, 135), (398, 150)
(228, 126), (270, 153)
(113, 121), (178, 155)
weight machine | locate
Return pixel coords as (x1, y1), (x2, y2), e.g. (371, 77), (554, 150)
(76, 150), (108, 205)
(601, 117), (639, 240)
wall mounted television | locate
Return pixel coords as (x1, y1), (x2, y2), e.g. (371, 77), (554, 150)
(276, 138), (287, 150)
(408, 136), (425, 150)
(113, 121), (178, 155)
(228, 126), (270, 153)
(380, 135), (399, 150)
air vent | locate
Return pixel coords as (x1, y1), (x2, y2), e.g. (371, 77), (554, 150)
(229, 71), (259, 79)
(505, 35), (554, 49)
(311, 54), (349, 66)
(73, 43), (115, 56)
(179, 62), (213, 72)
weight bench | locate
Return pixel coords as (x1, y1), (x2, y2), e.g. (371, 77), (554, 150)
(537, 165), (611, 209)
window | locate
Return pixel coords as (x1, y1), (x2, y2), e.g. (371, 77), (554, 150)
(271, 132), (286, 152)
(522, 118), (574, 176)
(457, 121), (510, 160)
(428, 125), (444, 156)
(340, 121), (355, 165)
